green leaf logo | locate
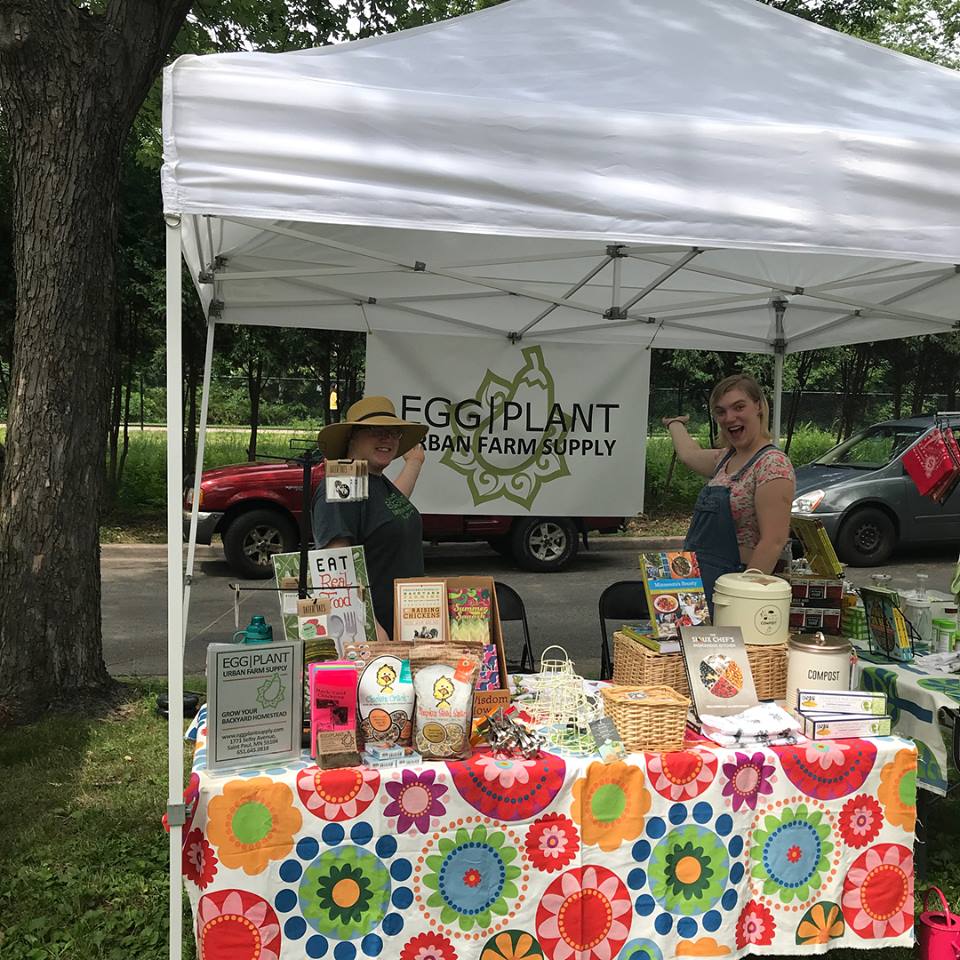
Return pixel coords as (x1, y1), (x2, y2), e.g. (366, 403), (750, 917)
(439, 345), (571, 509)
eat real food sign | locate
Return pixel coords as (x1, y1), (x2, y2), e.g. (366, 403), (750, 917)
(366, 331), (649, 516)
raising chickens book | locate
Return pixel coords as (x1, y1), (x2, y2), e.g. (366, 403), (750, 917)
(638, 551), (710, 638)
(678, 625), (758, 720)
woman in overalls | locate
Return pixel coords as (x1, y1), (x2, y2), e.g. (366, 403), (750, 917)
(663, 374), (795, 608)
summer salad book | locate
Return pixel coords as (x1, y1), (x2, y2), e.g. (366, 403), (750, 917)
(638, 551), (710, 639)
(678, 625), (758, 720)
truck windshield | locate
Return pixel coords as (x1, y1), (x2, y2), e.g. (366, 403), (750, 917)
(813, 424), (926, 470)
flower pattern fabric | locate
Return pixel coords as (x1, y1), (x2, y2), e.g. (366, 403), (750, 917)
(720, 751), (775, 812)
(417, 821), (525, 932)
(645, 750), (718, 801)
(838, 795), (882, 849)
(774, 738), (877, 800)
(536, 866), (631, 960)
(570, 760), (651, 851)
(749, 800), (838, 906)
(401, 931), (456, 960)
(877, 748), (917, 831)
(196, 889), (282, 960)
(184, 828), (219, 889)
(842, 843), (913, 939)
(185, 716), (916, 960)
(447, 750), (565, 821)
(525, 814), (579, 873)
(795, 900), (845, 944)
(736, 900), (775, 949)
(206, 777), (302, 875)
(480, 929), (545, 960)
(400, 933), (457, 960)
(647, 825), (728, 915)
(296, 766), (380, 822)
(382, 767), (447, 834)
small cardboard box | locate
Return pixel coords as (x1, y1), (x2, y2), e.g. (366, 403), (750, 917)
(791, 577), (844, 609)
(802, 713), (892, 740)
(796, 689), (887, 715)
(790, 607), (842, 634)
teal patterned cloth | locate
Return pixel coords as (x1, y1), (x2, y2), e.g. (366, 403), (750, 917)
(854, 646), (957, 795)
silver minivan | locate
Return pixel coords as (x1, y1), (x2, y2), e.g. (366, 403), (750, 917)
(792, 416), (960, 566)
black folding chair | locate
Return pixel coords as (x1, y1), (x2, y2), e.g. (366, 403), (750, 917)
(494, 581), (536, 674)
(598, 580), (648, 681)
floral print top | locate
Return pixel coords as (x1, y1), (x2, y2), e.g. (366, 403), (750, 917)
(708, 447), (795, 549)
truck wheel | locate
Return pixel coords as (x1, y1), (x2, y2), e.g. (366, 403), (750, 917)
(836, 507), (896, 566)
(511, 517), (579, 572)
(223, 508), (298, 579)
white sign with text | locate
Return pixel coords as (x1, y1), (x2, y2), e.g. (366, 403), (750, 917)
(367, 332), (649, 516)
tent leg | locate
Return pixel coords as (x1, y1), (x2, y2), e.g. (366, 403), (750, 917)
(165, 215), (185, 960)
(183, 319), (217, 649)
(772, 348), (784, 445)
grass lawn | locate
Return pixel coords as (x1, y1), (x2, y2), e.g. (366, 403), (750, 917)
(1, 678), (951, 960)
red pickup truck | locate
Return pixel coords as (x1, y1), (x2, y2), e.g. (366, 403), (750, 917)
(184, 459), (623, 578)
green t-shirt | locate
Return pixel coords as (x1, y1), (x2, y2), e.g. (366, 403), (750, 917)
(311, 473), (424, 637)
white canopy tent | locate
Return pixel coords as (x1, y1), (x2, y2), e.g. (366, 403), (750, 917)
(161, 0), (960, 954)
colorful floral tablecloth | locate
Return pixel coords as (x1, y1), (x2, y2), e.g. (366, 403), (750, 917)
(180, 708), (916, 960)
(854, 647), (959, 795)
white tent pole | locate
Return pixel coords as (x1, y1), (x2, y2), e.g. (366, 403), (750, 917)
(165, 214), (185, 960)
(183, 318), (217, 648)
(771, 298), (787, 445)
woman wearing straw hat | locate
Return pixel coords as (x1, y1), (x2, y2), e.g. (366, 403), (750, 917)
(313, 396), (428, 641)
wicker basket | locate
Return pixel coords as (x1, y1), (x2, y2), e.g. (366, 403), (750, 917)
(601, 684), (690, 753)
(747, 643), (788, 701)
(612, 632), (690, 696)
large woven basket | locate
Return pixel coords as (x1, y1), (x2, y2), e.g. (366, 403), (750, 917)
(747, 643), (788, 701)
(612, 632), (690, 696)
(600, 684), (690, 753)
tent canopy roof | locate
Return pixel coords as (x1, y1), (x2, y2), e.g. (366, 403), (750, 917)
(162, 0), (960, 353)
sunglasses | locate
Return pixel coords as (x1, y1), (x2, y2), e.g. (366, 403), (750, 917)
(356, 426), (404, 440)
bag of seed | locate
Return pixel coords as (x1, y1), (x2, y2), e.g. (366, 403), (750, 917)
(356, 642), (415, 748)
(411, 644), (480, 760)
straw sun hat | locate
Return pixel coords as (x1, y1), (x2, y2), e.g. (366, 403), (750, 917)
(316, 396), (427, 460)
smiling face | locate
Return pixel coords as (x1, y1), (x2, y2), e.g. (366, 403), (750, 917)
(346, 425), (402, 474)
(713, 387), (764, 451)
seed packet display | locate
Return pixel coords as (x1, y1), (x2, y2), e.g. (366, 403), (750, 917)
(356, 642), (415, 748)
(309, 661), (361, 768)
(411, 645), (479, 760)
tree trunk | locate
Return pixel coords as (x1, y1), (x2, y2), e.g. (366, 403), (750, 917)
(0, 0), (192, 722)
(0, 106), (120, 719)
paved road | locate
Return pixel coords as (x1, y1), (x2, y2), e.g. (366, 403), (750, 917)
(102, 539), (960, 681)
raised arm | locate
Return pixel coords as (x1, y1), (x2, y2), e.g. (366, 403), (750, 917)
(393, 442), (425, 498)
(662, 416), (723, 478)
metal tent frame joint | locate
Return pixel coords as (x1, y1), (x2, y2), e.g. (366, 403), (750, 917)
(166, 803), (187, 828)
(603, 306), (628, 320)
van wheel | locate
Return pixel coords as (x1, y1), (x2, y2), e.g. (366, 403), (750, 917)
(223, 509), (298, 579)
(836, 507), (896, 566)
(511, 517), (579, 572)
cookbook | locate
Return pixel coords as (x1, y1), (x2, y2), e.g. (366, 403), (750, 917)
(678, 625), (758, 719)
(639, 551), (710, 638)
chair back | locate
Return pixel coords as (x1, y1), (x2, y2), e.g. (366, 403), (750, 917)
(598, 580), (648, 680)
(494, 580), (535, 674)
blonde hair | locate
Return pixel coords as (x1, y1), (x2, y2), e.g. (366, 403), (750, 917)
(709, 374), (771, 446)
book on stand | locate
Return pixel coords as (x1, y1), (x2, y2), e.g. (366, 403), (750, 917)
(678, 624), (758, 720)
(638, 551), (710, 639)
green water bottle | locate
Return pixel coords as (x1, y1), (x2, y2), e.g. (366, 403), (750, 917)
(233, 615), (273, 644)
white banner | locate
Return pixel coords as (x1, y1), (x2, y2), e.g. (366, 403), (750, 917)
(366, 332), (649, 517)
